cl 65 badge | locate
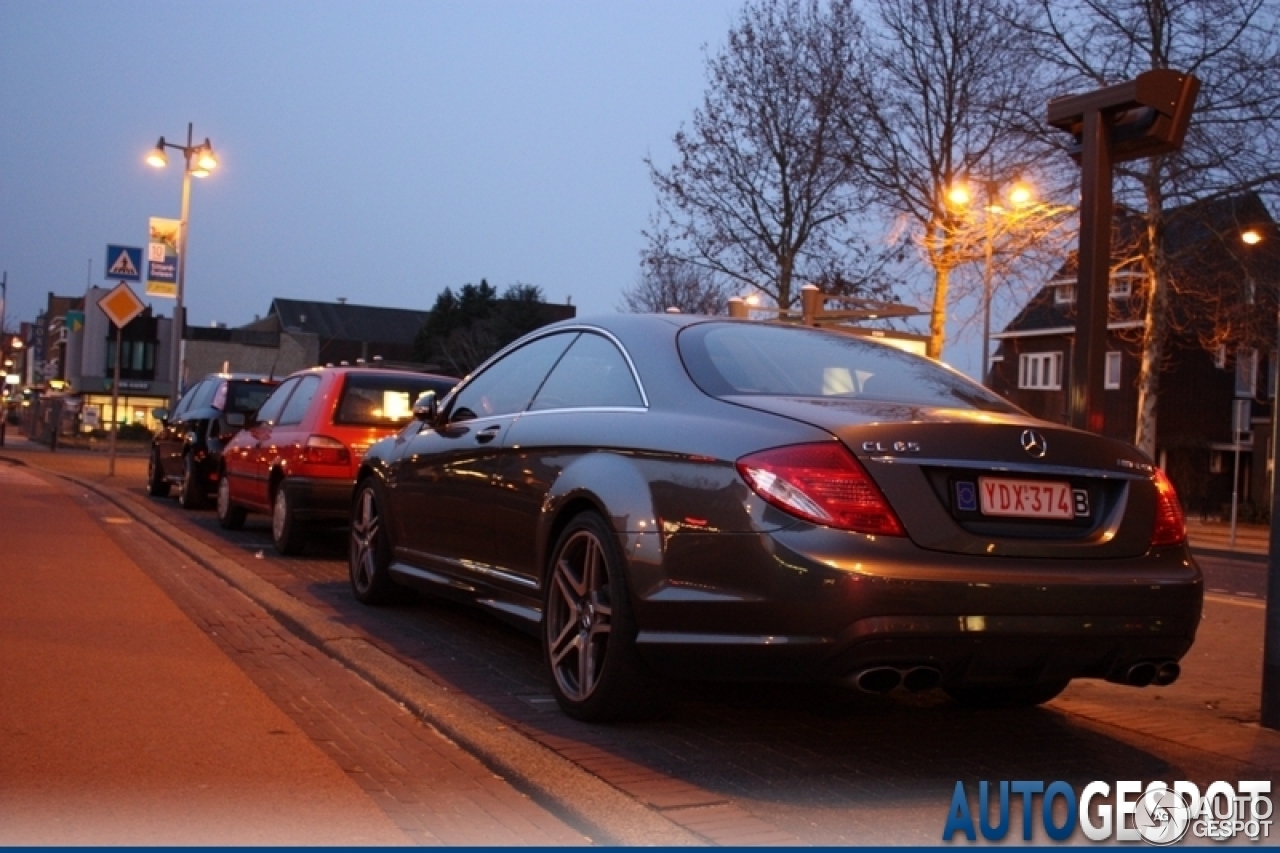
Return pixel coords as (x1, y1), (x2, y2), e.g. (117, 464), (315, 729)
(862, 441), (922, 454)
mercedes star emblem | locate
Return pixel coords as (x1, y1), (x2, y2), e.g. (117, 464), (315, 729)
(1020, 429), (1048, 458)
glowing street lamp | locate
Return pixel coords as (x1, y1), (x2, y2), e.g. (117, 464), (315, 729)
(146, 123), (218, 409)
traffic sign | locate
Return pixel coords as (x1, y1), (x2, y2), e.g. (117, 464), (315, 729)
(99, 282), (146, 328)
(106, 245), (143, 281)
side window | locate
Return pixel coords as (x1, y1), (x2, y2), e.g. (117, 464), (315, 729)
(277, 375), (321, 426)
(530, 333), (643, 410)
(253, 378), (298, 426)
(189, 380), (219, 411)
(448, 333), (577, 422)
(172, 381), (205, 418)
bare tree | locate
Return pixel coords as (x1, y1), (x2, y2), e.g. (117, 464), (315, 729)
(1020, 0), (1280, 454)
(850, 0), (1055, 360)
(621, 258), (731, 315)
(644, 0), (888, 311)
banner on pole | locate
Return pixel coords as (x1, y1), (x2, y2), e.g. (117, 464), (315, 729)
(146, 218), (180, 298)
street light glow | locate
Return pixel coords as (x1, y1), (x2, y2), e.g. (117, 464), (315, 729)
(1243, 228), (1263, 245)
(1008, 182), (1034, 206)
(146, 139), (168, 168)
(195, 142), (218, 172)
(947, 183), (971, 207)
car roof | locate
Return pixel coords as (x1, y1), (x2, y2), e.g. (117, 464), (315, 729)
(200, 372), (280, 383)
(283, 364), (457, 382)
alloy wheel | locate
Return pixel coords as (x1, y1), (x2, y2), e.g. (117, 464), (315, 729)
(545, 528), (614, 703)
(350, 486), (380, 596)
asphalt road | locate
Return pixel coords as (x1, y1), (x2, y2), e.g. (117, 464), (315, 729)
(1196, 551), (1269, 601)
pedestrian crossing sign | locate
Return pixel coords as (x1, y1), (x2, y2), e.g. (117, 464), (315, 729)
(106, 245), (143, 281)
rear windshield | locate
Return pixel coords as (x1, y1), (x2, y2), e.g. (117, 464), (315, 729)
(336, 374), (457, 426)
(224, 382), (278, 415)
(678, 322), (1017, 413)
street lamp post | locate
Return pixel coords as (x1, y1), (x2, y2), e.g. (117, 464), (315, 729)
(1245, 224), (1280, 730)
(147, 123), (217, 410)
(948, 178), (1035, 386)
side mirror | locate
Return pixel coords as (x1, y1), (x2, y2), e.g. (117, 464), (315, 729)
(412, 390), (438, 424)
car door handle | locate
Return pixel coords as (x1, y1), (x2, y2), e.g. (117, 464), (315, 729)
(475, 424), (502, 444)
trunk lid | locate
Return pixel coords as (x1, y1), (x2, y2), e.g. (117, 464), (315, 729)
(725, 396), (1162, 559)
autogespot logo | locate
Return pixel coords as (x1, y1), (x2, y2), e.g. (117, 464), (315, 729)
(942, 780), (1272, 844)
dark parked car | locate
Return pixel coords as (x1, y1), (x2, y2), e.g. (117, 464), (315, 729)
(148, 373), (280, 508)
(217, 366), (457, 555)
(348, 315), (1203, 722)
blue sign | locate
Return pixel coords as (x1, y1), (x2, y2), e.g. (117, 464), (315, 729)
(106, 245), (143, 282)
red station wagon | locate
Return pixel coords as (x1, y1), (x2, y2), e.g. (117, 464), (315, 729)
(217, 365), (456, 554)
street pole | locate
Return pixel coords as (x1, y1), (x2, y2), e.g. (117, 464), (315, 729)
(981, 189), (995, 387)
(150, 123), (215, 410)
(1263, 291), (1280, 729)
(170, 124), (194, 411)
(109, 324), (122, 477)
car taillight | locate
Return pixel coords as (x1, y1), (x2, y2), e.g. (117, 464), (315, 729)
(302, 435), (351, 466)
(1151, 467), (1187, 546)
(737, 443), (905, 536)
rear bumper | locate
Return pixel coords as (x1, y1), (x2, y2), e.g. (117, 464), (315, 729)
(626, 527), (1203, 687)
(283, 476), (355, 523)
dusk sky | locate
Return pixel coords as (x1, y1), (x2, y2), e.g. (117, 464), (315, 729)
(1, 0), (993, 377)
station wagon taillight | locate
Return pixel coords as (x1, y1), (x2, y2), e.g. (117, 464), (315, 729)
(303, 435), (351, 466)
(1151, 468), (1187, 546)
(737, 443), (905, 536)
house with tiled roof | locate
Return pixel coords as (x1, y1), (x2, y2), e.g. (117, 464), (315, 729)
(989, 191), (1280, 518)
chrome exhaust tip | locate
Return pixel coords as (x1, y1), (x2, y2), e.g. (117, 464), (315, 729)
(1153, 661), (1181, 686)
(1125, 661), (1157, 687)
(901, 666), (942, 692)
(854, 667), (902, 694)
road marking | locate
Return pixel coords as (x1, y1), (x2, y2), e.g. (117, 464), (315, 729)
(1205, 592), (1265, 609)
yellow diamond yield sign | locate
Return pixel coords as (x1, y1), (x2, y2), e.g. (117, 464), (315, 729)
(99, 282), (146, 328)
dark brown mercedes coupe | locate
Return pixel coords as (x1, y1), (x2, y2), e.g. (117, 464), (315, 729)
(348, 315), (1202, 721)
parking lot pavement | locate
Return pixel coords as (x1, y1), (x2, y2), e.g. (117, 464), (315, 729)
(4, 434), (1280, 844)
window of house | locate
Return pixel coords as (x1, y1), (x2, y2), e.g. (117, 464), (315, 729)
(1105, 351), (1122, 389)
(1018, 352), (1062, 390)
(1214, 344), (1227, 369)
(1209, 451), (1223, 474)
(1052, 275), (1138, 304)
(1236, 347), (1258, 398)
(1109, 272), (1139, 299)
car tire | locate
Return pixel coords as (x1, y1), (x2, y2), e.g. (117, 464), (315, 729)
(272, 482), (306, 556)
(147, 451), (171, 497)
(349, 479), (397, 604)
(178, 454), (206, 509)
(216, 474), (246, 530)
(945, 680), (1070, 709)
(542, 512), (663, 722)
